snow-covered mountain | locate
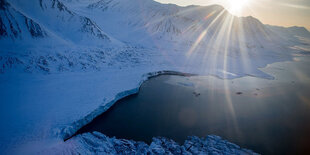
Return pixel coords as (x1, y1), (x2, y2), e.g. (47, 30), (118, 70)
(0, 0), (309, 75)
(80, 0), (290, 47)
(0, 0), (127, 74)
(2, 0), (310, 48)
(0, 0), (305, 75)
(5, 0), (113, 44)
(0, 0), (47, 40)
(1, 0), (310, 154)
(267, 25), (310, 44)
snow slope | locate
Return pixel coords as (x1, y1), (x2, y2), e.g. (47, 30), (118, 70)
(1, 0), (310, 154)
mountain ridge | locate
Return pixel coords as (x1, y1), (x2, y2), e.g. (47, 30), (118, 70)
(4, 0), (115, 45)
(0, 0), (309, 74)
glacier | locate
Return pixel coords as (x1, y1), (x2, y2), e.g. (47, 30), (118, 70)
(1, 0), (310, 154)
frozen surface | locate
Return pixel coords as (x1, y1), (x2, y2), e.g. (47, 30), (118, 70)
(1, 0), (310, 154)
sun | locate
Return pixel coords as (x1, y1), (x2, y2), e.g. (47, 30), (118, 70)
(228, 0), (250, 15)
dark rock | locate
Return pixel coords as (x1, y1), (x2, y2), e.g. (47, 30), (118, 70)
(193, 92), (201, 97)
(236, 92), (243, 95)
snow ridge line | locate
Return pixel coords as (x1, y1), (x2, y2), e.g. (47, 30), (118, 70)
(59, 70), (196, 141)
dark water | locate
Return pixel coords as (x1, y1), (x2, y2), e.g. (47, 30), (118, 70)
(76, 56), (310, 154)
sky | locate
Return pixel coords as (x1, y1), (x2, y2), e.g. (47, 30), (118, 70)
(155, 0), (310, 31)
